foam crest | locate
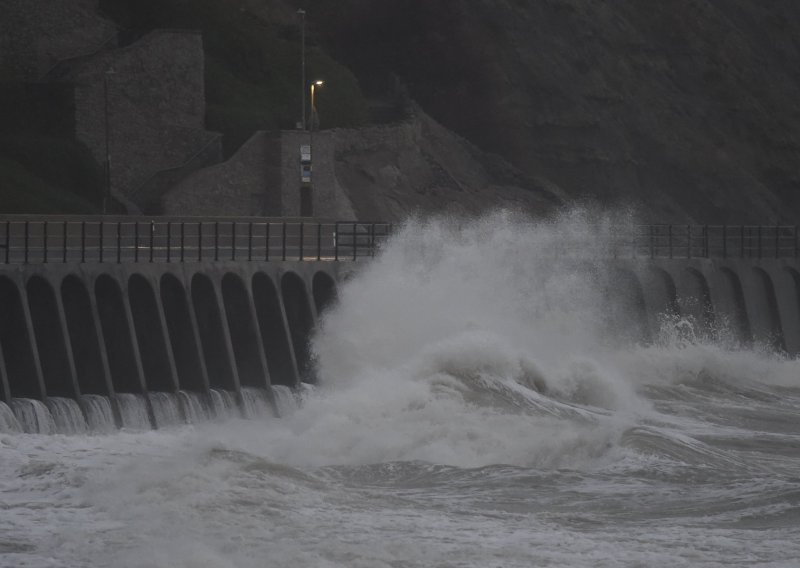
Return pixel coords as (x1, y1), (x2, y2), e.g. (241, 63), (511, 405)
(222, 211), (648, 468)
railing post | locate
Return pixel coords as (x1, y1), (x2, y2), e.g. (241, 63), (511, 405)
(81, 221), (86, 263)
(149, 221), (155, 263)
(299, 222), (304, 261)
(668, 225), (673, 259)
(722, 225), (727, 259)
(704, 225), (709, 258)
(43, 221), (48, 264)
(649, 225), (654, 259)
(99, 220), (104, 263)
(166, 221), (172, 263)
(371, 223), (376, 257)
(775, 224), (780, 259)
(317, 223), (322, 261)
(231, 221), (236, 261)
(248, 222), (253, 261)
(686, 224), (691, 259)
(795, 226), (798, 259)
(134, 222), (139, 262)
(62, 221), (67, 263)
(757, 226), (762, 260)
(740, 225), (745, 258)
(334, 222), (339, 261)
(265, 222), (270, 261)
(24, 220), (29, 264)
(116, 222), (121, 263)
(214, 221), (219, 261)
(198, 222), (203, 262)
(281, 222), (287, 261)
(353, 222), (357, 261)
(180, 222), (185, 263)
(4, 221), (9, 264)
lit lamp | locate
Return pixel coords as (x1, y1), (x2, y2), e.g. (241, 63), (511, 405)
(302, 80), (324, 218)
(310, 80), (324, 131)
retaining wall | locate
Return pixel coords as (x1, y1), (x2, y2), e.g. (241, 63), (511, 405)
(0, 260), (343, 426)
(2, 255), (800, 426)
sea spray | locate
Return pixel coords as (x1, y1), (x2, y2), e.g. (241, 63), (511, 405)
(240, 387), (274, 419)
(272, 385), (299, 417)
(211, 212), (652, 468)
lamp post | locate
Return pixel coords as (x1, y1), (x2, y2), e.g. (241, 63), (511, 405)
(302, 80), (324, 218)
(298, 8), (306, 130)
(102, 67), (116, 215)
(310, 79), (324, 131)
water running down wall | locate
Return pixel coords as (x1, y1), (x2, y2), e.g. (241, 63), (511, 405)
(3, 216), (800, 434)
(0, 261), (339, 432)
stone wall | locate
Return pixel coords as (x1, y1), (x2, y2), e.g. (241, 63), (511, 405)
(279, 110), (560, 222)
(0, 0), (116, 80)
(163, 109), (560, 221)
(54, 30), (214, 210)
(162, 132), (283, 217)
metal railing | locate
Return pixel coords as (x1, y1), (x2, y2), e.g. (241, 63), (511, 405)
(623, 225), (799, 260)
(0, 220), (797, 265)
(0, 218), (393, 265)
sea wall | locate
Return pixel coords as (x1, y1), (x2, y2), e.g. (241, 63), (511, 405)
(2, 254), (799, 431)
(0, 260), (341, 429)
(613, 258), (800, 353)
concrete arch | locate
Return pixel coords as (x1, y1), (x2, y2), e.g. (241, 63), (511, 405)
(717, 268), (753, 346)
(312, 271), (338, 316)
(782, 267), (800, 354)
(253, 272), (297, 388)
(222, 273), (268, 388)
(191, 273), (236, 391)
(677, 268), (715, 336)
(281, 271), (315, 379)
(26, 276), (76, 398)
(607, 268), (650, 344)
(95, 274), (142, 394)
(160, 273), (208, 392)
(752, 267), (786, 352)
(61, 275), (110, 395)
(129, 274), (176, 393)
(0, 276), (42, 399)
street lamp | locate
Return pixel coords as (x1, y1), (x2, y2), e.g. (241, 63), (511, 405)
(310, 80), (324, 131)
(302, 80), (324, 218)
(103, 67), (116, 215)
(297, 8), (306, 130)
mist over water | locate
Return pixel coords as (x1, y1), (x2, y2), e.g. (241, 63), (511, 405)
(3, 211), (800, 567)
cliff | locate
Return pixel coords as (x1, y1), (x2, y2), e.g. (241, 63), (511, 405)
(310, 0), (800, 223)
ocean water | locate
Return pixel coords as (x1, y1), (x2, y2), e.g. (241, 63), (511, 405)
(2, 212), (800, 567)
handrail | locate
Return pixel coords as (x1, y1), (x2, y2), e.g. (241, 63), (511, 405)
(0, 219), (392, 265)
(0, 221), (797, 265)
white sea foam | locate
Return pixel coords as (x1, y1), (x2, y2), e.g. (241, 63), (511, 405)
(3, 211), (800, 567)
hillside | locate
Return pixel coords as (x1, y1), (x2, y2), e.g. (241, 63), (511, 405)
(308, 0), (800, 223)
(3, 0), (800, 221)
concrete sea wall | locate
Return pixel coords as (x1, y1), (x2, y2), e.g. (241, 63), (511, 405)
(2, 253), (800, 430)
(0, 261), (341, 428)
(611, 258), (800, 353)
